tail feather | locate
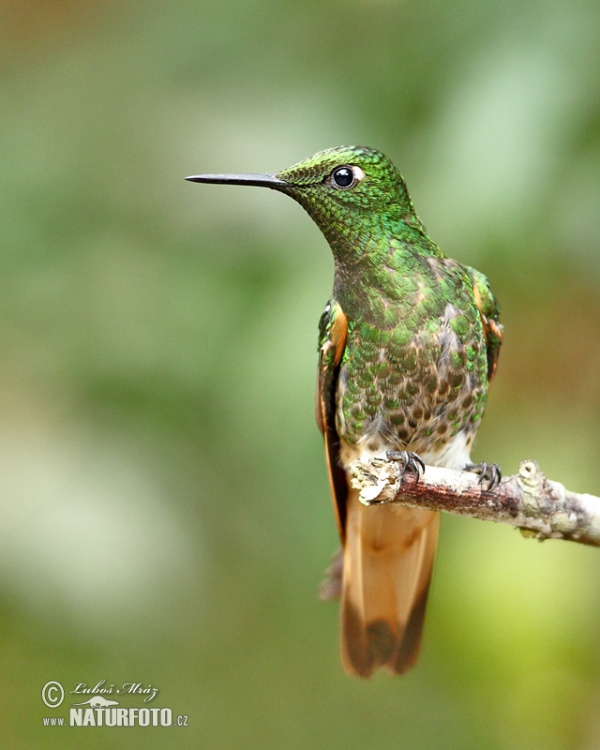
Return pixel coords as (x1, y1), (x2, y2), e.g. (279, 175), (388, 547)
(341, 488), (439, 677)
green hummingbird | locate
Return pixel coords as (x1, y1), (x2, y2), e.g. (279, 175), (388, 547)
(186, 146), (502, 677)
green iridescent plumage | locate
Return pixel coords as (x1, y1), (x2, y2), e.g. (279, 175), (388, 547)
(278, 146), (500, 463)
(187, 145), (502, 678)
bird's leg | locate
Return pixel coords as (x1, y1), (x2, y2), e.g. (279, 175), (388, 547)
(466, 461), (502, 489)
(386, 450), (426, 481)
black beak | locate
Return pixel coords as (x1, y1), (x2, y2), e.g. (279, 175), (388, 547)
(185, 173), (289, 189)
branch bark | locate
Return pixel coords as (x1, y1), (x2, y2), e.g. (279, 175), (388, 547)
(350, 457), (600, 548)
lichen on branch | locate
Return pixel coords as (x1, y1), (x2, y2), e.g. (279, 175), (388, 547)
(350, 457), (600, 547)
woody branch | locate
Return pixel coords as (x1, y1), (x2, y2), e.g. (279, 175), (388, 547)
(350, 457), (600, 548)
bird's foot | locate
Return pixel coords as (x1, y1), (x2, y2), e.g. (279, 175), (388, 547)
(386, 450), (425, 481)
(466, 461), (502, 490)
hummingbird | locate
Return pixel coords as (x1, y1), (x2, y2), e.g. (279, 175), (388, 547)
(186, 146), (502, 677)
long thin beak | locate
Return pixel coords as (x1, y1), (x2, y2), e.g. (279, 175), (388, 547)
(185, 173), (289, 189)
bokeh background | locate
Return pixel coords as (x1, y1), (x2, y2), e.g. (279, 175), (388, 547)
(2, 0), (600, 747)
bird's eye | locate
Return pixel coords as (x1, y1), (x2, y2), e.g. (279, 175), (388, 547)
(330, 166), (358, 189)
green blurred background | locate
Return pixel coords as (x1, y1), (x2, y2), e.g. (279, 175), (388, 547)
(2, 0), (600, 747)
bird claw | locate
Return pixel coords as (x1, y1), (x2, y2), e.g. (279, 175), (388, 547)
(466, 461), (502, 490)
(386, 450), (425, 481)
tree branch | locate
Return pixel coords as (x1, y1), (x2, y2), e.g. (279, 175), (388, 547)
(350, 457), (600, 548)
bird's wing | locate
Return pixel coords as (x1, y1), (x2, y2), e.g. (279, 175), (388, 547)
(316, 299), (349, 541)
(469, 267), (503, 382)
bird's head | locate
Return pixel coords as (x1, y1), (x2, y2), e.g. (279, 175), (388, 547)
(187, 146), (419, 260)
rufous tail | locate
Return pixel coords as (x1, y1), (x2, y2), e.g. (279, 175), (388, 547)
(341, 488), (439, 677)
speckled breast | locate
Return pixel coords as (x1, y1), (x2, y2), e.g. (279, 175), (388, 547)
(335, 300), (490, 462)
